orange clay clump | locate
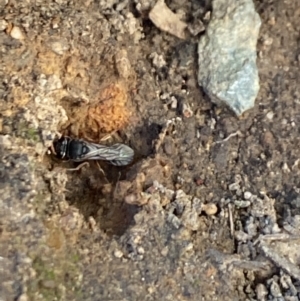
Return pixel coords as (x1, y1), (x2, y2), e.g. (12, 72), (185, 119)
(62, 81), (131, 142)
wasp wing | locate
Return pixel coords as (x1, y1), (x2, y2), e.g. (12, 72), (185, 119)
(107, 144), (135, 166)
(75, 142), (134, 166)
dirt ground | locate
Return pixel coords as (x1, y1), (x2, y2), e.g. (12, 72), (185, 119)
(1, 0), (300, 300)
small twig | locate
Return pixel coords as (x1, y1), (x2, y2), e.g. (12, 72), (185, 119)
(228, 204), (234, 239)
(154, 119), (174, 153)
(283, 223), (300, 236)
(215, 130), (244, 144)
(208, 249), (268, 272)
(260, 241), (300, 281)
(253, 233), (300, 246)
(231, 260), (269, 271)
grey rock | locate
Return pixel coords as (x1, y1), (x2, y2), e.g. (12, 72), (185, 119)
(197, 0), (261, 115)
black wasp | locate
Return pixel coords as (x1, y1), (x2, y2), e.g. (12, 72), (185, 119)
(52, 136), (134, 166)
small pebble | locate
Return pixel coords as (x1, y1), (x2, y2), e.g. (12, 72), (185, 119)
(150, 52), (166, 68)
(266, 111), (274, 120)
(260, 153), (266, 161)
(148, 286), (155, 294)
(280, 273), (297, 295)
(271, 223), (281, 234)
(235, 230), (250, 242)
(202, 203), (218, 215)
(167, 213), (181, 229)
(149, 0), (187, 40)
(234, 174), (242, 183)
(244, 191), (252, 200)
(0, 135), (12, 149)
(255, 283), (268, 300)
(51, 17), (60, 29)
(163, 138), (175, 156)
(279, 273), (290, 290)
(115, 49), (133, 80)
(203, 11), (211, 21)
(282, 162), (291, 173)
(0, 19), (8, 31)
(263, 37), (273, 46)
(125, 194), (137, 205)
(194, 177), (204, 186)
(42, 280), (56, 289)
(236, 188), (243, 196)
(184, 242), (194, 252)
(10, 26), (25, 40)
(268, 16), (276, 26)
(137, 246), (145, 255)
(228, 182), (240, 191)
(270, 280), (282, 298)
(35, 142), (44, 155)
(170, 96), (178, 109)
(245, 217), (257, 237)
(262, 131), (275, 147)
(18, 294), (28, 301)
(49, 39), (69, 55)
(161, 246), (169, 256)
(182, 103), (193, 118)
(114, 249), (123, 258)
(187, 19), (205, 36)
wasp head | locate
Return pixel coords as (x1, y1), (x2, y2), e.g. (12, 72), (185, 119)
(53, 137), (70, 159)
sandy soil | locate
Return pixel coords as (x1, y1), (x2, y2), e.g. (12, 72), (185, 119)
(1, 0), (300, 300)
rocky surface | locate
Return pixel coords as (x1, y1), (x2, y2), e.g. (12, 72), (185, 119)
(1, 0), (300, 300)
(198, 0), (261, 115)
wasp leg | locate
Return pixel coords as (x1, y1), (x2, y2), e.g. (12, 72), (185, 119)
(96, 161), (109, 183)
(100, 133), (113, 142)
(50, 132), (65, 155)
(66, 162), (90, 171)
(100, 130), (122, 142)
(49, 143), (57, 156)
(113, 172), (122, 198)
(55, 131), (63, 139)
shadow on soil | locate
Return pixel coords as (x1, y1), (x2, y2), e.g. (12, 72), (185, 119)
(55, 121), (163, 236)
